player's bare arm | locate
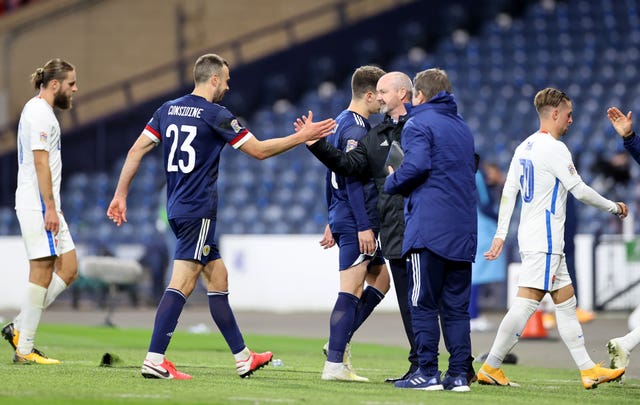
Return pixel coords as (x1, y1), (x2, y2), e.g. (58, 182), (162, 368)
(107, 134), (156, 226)
(33, 149), (59, 234)
(484, 237), (505, 261)
(242, 111), (335, 159)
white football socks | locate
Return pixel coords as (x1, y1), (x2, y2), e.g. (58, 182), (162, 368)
(16, 283), (47, 355)
(43, 273), (68, 308)
(617, 325), (640, 354)
(555, 295), (595, 370)
(485, 296), (539, 369)
(14, 273), (68, 332)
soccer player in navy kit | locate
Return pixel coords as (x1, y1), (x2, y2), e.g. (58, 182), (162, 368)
(107, 53), (335, 380)
(318, 66), (390, 382)
(607, 105), (640, 382)
(306, 72), (419, 382)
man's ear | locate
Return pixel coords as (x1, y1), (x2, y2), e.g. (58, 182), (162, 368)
(399, 87), (407, 100)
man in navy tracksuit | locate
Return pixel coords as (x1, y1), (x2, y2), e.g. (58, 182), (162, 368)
(384, 68), (477, 392)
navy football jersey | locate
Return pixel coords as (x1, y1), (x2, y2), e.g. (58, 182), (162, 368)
(326, 110), (380, 233)
(143, 94), (252, 219)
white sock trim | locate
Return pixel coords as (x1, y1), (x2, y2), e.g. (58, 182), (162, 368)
(146, 352), (165, 364)
(233, 346), (250, 361)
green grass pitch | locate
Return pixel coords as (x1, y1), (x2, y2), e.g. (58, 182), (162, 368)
(0, 324), (638, 404)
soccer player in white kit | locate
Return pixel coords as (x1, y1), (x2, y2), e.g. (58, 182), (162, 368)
(1, 59), (79, 364)
(477, 88), (627, 389)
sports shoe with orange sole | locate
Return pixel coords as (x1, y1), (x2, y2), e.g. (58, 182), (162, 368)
(580, 362), (625, 389)
(14, 350), (61, 365)
(476, 363), (520, 387)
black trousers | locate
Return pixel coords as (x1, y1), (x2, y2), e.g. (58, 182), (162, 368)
(389, 258), (418, 370)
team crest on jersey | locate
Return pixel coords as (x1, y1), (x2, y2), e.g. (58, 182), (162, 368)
(345, 139), (358, 152)
(39, 131), (48, 143)
(230, 119), (242, 133)
(202, 245), (211, 256)
(568, 164), (576, 175)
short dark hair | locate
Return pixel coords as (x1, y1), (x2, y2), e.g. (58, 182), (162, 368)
(351, 65), (385, 98)
(193, 54), (229, 84)
(30, 58), (75, 90)
(413, 68), (452, 101)
(534, 87), (571, 115)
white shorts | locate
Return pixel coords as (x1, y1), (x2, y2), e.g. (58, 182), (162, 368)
(517, 252), (572, 292)
(16, 210), (75, 260)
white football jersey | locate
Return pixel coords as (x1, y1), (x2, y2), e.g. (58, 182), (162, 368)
(497, 131), (581, 254)
(15, 97), (62, 212)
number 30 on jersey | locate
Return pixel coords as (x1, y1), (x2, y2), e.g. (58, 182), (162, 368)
(519, 158), (534, 203)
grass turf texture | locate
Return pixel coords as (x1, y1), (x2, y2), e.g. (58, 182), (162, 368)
(0, 324), (638, 404)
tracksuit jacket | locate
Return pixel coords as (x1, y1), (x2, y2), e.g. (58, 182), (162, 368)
(384, 91), (477, 262)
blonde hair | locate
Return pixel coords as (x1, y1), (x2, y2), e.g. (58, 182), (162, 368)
(534, 88), (571, 115)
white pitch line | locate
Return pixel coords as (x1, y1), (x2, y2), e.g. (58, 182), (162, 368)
(229, 397), (296, 403)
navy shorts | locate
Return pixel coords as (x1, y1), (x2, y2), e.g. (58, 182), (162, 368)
(333, 231), (385, 271)
(169, 217), (221, 265)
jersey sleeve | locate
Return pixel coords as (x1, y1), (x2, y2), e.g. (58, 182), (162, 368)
(142, 109), (162, 144)
(25, 103), (55, 152)
(494, 155), (520, 240)
(214, 108), (253, 149)
(623, 133), (640, 165)
(307, 137), (369, 178)
(340, 125), (368, 151)
(548, 141), (582, 190)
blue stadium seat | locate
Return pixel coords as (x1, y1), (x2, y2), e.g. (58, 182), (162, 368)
(27, 0), (640, 243)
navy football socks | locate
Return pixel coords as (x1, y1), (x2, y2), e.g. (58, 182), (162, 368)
(148, 288), (186, 355)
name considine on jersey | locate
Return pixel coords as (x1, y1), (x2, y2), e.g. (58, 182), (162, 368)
(167, 105), (204, 118)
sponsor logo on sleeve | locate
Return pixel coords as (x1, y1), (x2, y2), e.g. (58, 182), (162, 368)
(230, 119), (243, 133)
(39, 131), (48, 143)
(345, 139), (358, 152)
(568, 164), (576, 175)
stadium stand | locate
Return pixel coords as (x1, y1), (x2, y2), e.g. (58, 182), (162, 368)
(2, 0), (637, 254)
